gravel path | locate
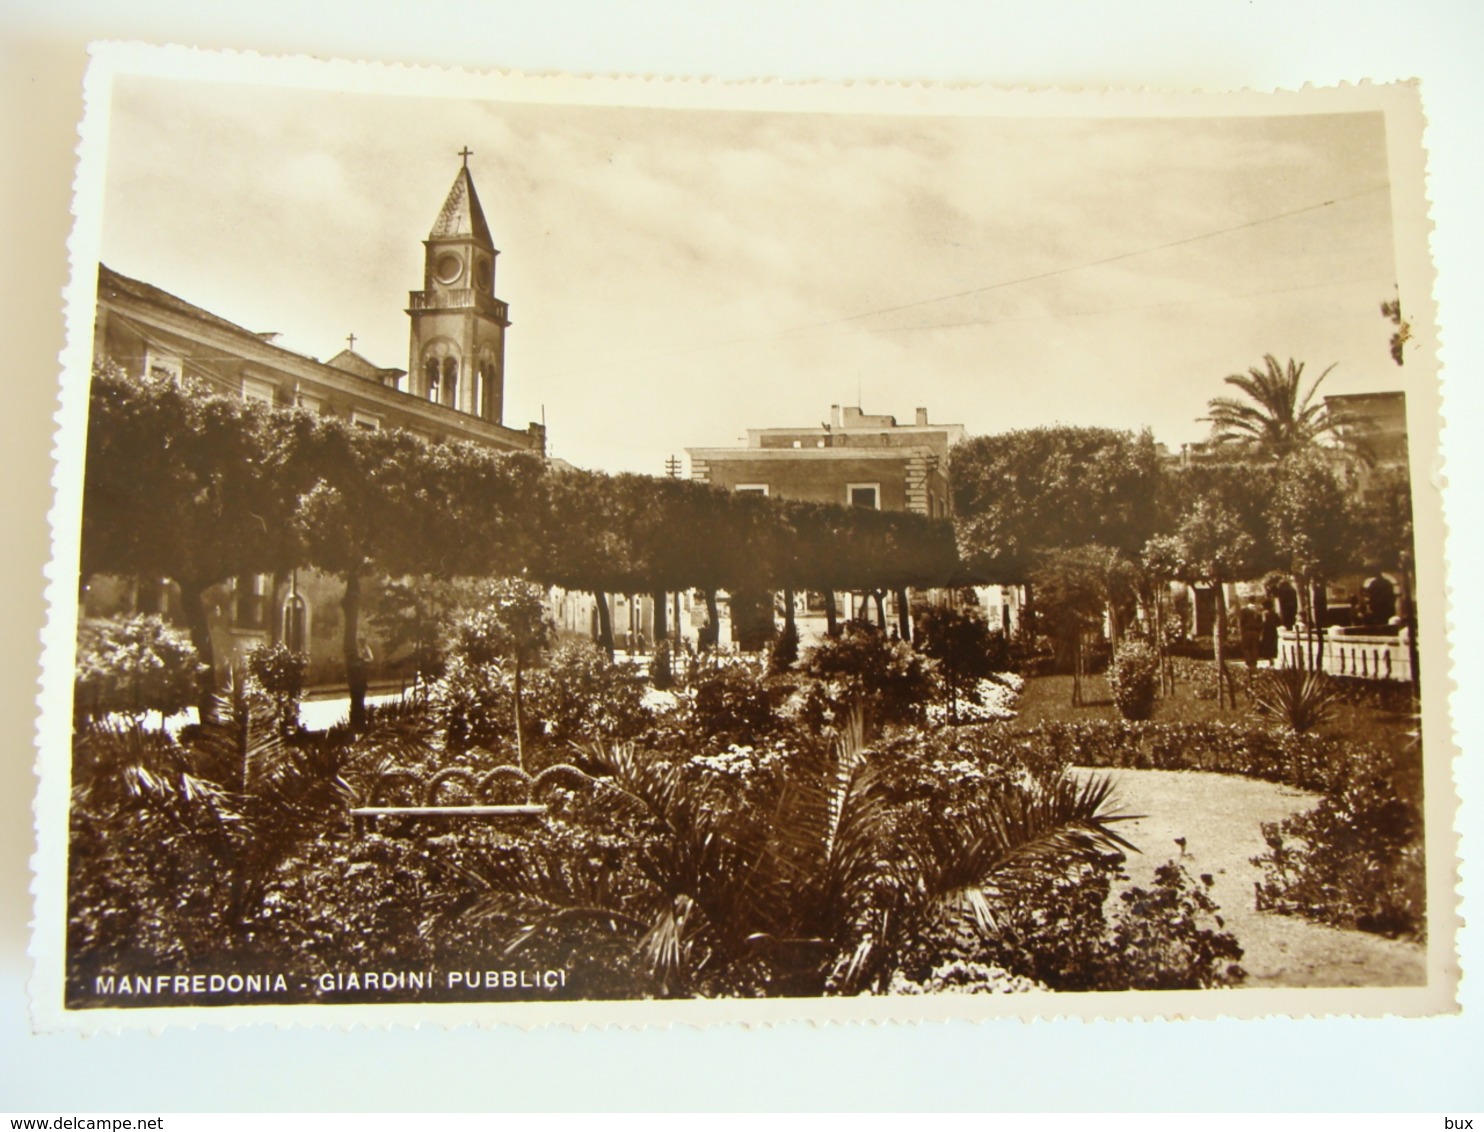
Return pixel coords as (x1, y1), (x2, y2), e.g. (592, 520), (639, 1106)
(1073, 766), (1426, 988)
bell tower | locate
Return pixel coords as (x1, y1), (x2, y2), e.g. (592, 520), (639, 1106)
(406, 150), (510, 424)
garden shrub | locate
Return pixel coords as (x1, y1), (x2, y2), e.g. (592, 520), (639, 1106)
(769, 621), (799, 675)
(74, 614), (202, 721)
(887, 961), (1046, 995)
(687, 657), (776, 742)
(800, 622), (933, 730)
(1327, 673), (1418, 714)
(1008, 629), (1056, 677)
(1100, 862), (1246, 989)
(526, 641), (652, 747)
(922, 675), (1021, 727)
(247, 641), (308, 734)
(1107, 640), (1159, 721)
(1253, 744), (1425, 938)
(913, 606), (1008, 724)
(1017, 719), (1397, 794)
(913, 854), (1244, 992)
(1166, 635), (1216, 660)
(649, 638), (674, 690)
(1167, 656), (1250, 701)
(67, 724), (239, 976)
(868, 726), (1044, 816)
(728, 588), (777, 652)
(428, 651), (515, 752)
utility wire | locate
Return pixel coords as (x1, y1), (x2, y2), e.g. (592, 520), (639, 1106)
(532, 182), (1391, 380)
(774, 183), (1391, 336)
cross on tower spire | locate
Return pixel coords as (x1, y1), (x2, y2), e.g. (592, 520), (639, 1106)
(346, 332), (357, 351)
(458, 146), (473, 168)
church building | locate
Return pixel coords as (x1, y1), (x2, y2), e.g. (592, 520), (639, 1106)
(94, 159), (543, 454)
(87, 158), (547, 686)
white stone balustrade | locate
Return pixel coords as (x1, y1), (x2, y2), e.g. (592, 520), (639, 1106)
(1276, 627), (1413, 682)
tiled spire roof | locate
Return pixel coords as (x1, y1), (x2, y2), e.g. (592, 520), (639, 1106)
(429, 165), (493, 245)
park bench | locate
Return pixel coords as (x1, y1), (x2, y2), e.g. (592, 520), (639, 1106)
(350, 760), (594, 829)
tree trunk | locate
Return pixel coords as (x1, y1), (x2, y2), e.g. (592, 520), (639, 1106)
(873, 590), (887, 629)
(342, 569), (368, 731)
(1021, 580), (1036, 637)
(1213, 580), (1235, 710)
(178, 577), (219, 724)
(1069, 629), (1083, 708)
(593, 590), (615, 659)
(895, 587), (911, 642)
(1309, 580), (1328, 671)
(702, 590), (721, 649)
(652, 590), (668, 641)
(1154, 585), (1173, 696)
(783, 588), (797, 636)
(1399, 566), (1421, 700)
(513, 655), (525, 772)
(1291, 572), (1313, 672)
(824, 589), (839, 636)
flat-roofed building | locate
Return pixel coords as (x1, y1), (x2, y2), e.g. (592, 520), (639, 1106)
(686, 403), (966, 518)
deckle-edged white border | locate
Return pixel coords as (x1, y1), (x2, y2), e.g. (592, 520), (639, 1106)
(30, 41), (1461, 1033)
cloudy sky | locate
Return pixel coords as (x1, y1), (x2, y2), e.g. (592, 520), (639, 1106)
(98, 74), (1403, 474)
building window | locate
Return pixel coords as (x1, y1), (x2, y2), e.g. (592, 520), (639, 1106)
(351, 411), (381, 431)
(143, 349), (183, 382)
(136, 578), (173, 616)
(736, 484), (769, 496)
(233, 574), (269, 630)
(425, 358), (440, 402)
(282, 593), (308, 653)
(296, 391), (323, 415)
(242, 376), (276, 406)
(441, 357), (459, 408)
(848, 483), (880, 509)
(481, 363), (498, 422)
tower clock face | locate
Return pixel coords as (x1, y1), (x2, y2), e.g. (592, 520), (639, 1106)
(434, 251), (464, 285)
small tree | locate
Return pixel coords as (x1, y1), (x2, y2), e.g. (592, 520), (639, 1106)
(913, 605), (1001, 725)
(82, 366), (311, 720)
(1031, 547), (1108, 708)
(951, 427), (1163, 630)
(1269, 451), (1363, 668)
(1149, 500), (1257, 710)
(1358, 464), (1420, 694)
(294, 421), (438, 729)
(74, 614), (202, 724)
(451, 578), (554, 770)
(246, 641), (308, 736)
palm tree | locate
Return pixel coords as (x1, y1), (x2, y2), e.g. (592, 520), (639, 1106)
(1202, 355), (1341, 459)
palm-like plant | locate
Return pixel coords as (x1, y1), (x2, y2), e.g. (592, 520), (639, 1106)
(68, 676), (414, 973)
(456, 708), (1137, 996)
(1252, 667), (1342, 735)
(1202, 355), (1341, 459)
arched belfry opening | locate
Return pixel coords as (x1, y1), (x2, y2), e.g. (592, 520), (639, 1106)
(406, 153), (510, 424)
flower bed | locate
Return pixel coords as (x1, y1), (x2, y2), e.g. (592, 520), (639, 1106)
(1011, 718), (1389, 794)
(924, 673), (1022, 726)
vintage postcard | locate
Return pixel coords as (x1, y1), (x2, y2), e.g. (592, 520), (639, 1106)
(31, 44), (1458, 1030)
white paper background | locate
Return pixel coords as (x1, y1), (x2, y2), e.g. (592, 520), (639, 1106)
(2, 0), (1480, 1111)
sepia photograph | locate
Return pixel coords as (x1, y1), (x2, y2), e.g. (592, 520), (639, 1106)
(31, 48), (1455, 1028)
